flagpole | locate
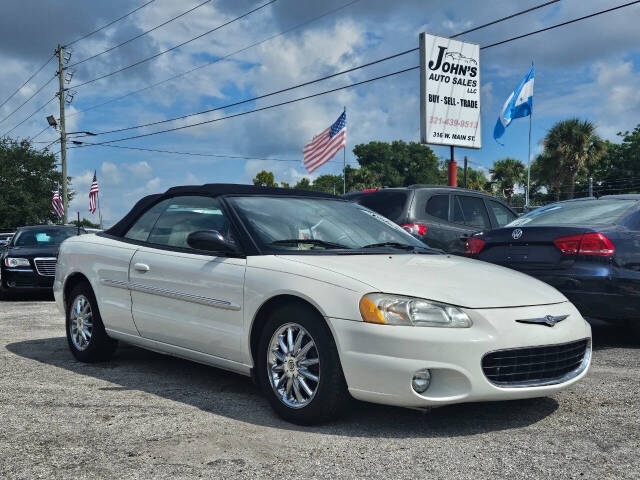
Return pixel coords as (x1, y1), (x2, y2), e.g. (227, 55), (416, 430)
(526, 112), (532, 209)
(526, 61), (534, 210)
(97, 190), (103, 230)
(343, 106), (346, 195)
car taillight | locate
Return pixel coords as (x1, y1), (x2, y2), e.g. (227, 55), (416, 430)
(553, 233), (615, 256)
(465, 237), (486, 255)
(401, 223), (428, 236)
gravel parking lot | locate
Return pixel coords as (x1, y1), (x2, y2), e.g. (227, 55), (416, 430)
(1, 298), (638, 479)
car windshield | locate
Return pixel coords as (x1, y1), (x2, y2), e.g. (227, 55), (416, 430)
(11, 228), (77, 247)
(228, 196), (427, 252)
(507, 199), (638, 227)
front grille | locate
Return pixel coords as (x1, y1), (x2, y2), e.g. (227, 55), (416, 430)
(34, 258), (57, 276)
(482, 338), (590, 387)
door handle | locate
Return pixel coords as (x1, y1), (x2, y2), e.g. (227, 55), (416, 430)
(134, 263), (150, 272)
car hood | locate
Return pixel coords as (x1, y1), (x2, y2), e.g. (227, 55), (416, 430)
(277, 253), (567, 309)
(4, 246), (59, 257)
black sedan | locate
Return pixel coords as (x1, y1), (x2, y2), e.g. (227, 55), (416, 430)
(0, 225), (83, 299)
(465, 195), (640, 339)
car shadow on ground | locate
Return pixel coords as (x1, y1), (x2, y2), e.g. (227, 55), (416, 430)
(1, 292), (54, 302)
(6, 336), (564, 437)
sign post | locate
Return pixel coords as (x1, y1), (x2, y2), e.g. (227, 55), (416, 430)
(420, 32), (481, 180)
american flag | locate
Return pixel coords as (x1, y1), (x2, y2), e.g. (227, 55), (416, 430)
(89, 171), (99, 214)
(303, 109), (346, 173)
(51, 189), (64, 218)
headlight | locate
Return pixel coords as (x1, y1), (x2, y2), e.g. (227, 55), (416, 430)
(359, 293), (472, 328)
(4, 258), (30, 268)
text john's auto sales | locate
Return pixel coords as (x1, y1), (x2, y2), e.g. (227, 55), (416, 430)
(419, 32), (481, 149)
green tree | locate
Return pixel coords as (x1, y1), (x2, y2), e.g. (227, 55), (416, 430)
(544, 118), (606, 199)
(530, 151), (565, 202)
(590, 124), (640, 195)
(0, 138), (67, 229)
(490, 158), (525, 200)
(252, 170), (277, 187)
(460, 167), (491, 193)
(352, 140), (440, 188)
(311, 174), (343, 194)
(71, 218), (100, 229)
(294, 178), (311, 190)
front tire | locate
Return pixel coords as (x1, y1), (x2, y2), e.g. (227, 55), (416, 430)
(66, 282), (117, 362)
(257, 303), (349, 425)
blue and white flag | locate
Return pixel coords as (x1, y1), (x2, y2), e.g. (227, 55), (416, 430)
(493, 64), (534, 143)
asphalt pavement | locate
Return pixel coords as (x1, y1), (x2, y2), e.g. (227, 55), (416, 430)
(1, 297), (638, 479)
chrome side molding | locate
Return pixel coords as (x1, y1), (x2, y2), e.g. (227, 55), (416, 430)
(100, 278), (240, 311)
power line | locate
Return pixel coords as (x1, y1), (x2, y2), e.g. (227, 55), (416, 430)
(68, 0), (361, 118)
(81, 0), (614, 139)
(91, 49), (414, 136)
(68, 142), (353, 165)
(0, 75), (56, 126)
(69, 0), (277, 90)
(69, 0), (214, 68)
(0, 54), (55, 111)
(1, 96), (57, 138)
(450, 0), (561, 38)
(64, 0), (157, 47)
(74, 0), (560, 134)
(70, 1), (640, 150)
(69, 67), (418, 149)
(28, 124), (53, 142)
(481, 0), (640, 49)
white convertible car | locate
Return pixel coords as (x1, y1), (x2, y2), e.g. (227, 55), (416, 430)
(54, 184), (591, 424)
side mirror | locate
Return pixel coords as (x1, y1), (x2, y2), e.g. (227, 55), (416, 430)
(186, 230), (237, 253)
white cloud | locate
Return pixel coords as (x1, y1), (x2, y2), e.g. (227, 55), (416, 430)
(126, 160), (152, 179)
(101, 161), (122, 185)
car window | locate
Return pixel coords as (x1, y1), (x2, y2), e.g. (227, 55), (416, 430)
(11, 228), (76, 246)
(487, 200), (517, 227)
(124, 199), (171, 242)
(147, 196), (236, 250)
(508, 199), (638, 227)
(425, 194), (449, 220)
(356, 191), (409, 221)
(228, 196), (425, 251)
(453, 195), (491, 229)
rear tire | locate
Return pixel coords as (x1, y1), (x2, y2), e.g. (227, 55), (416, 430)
(65, 282), (117, 362)
(257, 303), (349, 425)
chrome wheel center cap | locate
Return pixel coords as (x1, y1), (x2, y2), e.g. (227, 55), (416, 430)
(285, 357), (297, 375)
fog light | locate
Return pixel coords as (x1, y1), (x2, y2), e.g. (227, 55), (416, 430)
(411, 369), (431, 394)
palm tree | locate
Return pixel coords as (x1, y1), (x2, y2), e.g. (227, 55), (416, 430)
(531, 151), (565, 202)
(544, 119), (606, 199)
(490, 158), (526, 201)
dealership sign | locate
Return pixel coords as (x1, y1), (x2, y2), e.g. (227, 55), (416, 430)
(419, 32), (481, 149)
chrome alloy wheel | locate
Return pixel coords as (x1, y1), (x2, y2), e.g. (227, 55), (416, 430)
(267, 323), (320, 409)
(69, 295), (93, 351)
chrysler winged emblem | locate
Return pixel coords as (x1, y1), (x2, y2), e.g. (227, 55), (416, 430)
(512, 228), (523, 240)
(516, 315), (569, 327)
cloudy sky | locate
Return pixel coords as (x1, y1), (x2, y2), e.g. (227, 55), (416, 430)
(1, 0), (639, 224)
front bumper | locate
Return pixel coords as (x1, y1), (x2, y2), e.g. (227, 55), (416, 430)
(327, 301), (591, 408)
(1, 267), (54, 291)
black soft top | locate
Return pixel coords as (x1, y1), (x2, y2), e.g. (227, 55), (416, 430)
(105, 183), (338, 238)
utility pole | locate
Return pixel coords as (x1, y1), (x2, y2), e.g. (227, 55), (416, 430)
(463, 156), (468, 189)
(56, 44), (68, 224)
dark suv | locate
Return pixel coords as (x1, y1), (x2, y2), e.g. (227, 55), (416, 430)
(344, 185), (517, 253)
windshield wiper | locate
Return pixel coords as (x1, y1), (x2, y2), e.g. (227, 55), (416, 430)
(361, 242), (418, 250)
(360, 242), (439, 253)
(270, 239), (351, 249)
